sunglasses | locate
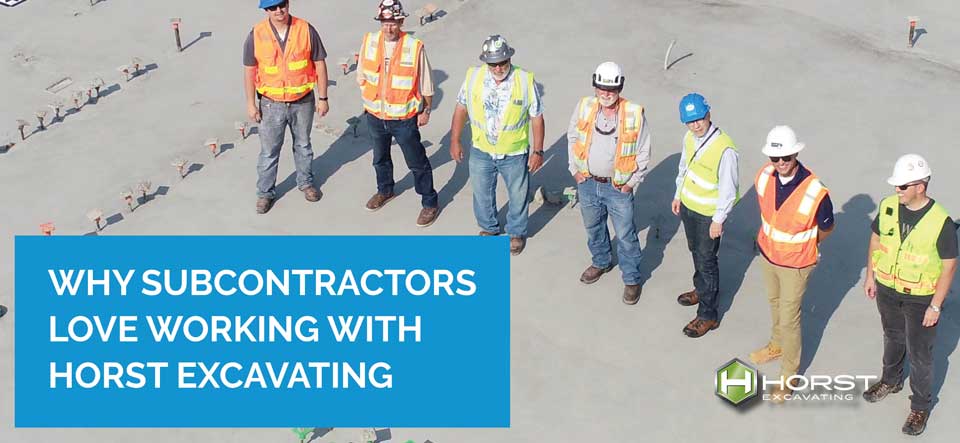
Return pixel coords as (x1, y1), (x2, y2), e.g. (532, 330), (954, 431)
(265, 1), (288, 11)
(486, 60), (510, 69)
(769, 155), (794, 163)
(896, 181), (924, 191)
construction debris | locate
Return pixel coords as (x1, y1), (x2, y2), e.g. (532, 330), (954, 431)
(235, 121), (247, 139)
(16, 119), (28, 140)
(419, 3), (440, 25)
(121, 189), (135, 212)
(137, 181), (152, 203)
(35, 110), (47, 131)
(40, 222), (55, 235)
(171, 157), (189, 179)
(48, 100), (64, 120)
(205, 138), (219, 157)
(86, 208), (104, 231)
(171, 18), (183, 52)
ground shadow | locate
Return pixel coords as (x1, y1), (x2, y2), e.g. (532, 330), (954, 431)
(186, 162), (204, 177)
(219, 143), (236, 156)
(276, 114), (369, 200)
(799, 193), (876, 374)
(527, 134), (570, 238)
(636, 153), (683, 283)
(105, 212), (124, 226)
(182, 32), (212, 52)
(374, 428), (392, 442)
(97, 83), (122, 99)
(430, 69), (449, 110)
(716, 186), (760, 321)
(130, 63), (159, 80)
(932, 226), (960, 410)
(912, 28), (928, 47)
(154, 185), (170, 198)
(305, 427), (333, 443)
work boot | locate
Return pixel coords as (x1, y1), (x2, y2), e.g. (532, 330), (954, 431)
(678, 289), (699, 306)
(365, 192), (396, 211)
(749, 343), (783, 365)
(580, 264), (614, 284)
(683, 317), (719, 338)
(416, 207), (439, 227)
(255, 197), (274, 214)
(862, 380), (903, 403)
(902, 409), (930, 436)
(510, 237), (526, 255)
(479, 230), (500, 236)
(302, 186), (322, 202)
(770, 385), (792, 405)
(623, 284), (641, 305)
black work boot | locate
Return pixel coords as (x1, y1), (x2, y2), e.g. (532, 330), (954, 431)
(862, 380), (903, 403)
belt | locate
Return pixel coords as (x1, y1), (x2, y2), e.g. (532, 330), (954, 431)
(591, 176), (611, 183)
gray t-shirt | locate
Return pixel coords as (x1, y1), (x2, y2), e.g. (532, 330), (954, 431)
(243, 20), (326, 66)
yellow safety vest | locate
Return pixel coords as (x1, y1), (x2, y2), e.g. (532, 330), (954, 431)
(570, 97), (644, 185)
(679, 129), (738, 217)
(873, 195), (950, 296)
(463, 65), (536, 155)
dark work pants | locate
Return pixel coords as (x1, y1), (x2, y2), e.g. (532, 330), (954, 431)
(680, 204), (721, 321)
(365, 112), (438, 208)
(876, 287), (936, 411)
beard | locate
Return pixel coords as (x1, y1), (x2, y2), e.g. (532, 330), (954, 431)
(598, 95), (618, 108)
(491, 67), (510, 82)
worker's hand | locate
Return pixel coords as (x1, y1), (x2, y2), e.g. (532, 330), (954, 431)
(316, 100), (329, 118)
(528, 151), (544, 173)
(450, 140), (464, 163)
(864, 278), (877, 299)
(671, 199), (681, 216)
(922, 307), (940, 327)
(247, 102), (261, 123)
(618, 184), (633, 194)
(709, 221), (723, 239)
(573, 172), (587, 184)
(417, 111), (430, 127)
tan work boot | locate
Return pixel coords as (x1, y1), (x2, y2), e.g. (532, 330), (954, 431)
(302, 186), (322, 202)
(770, 385), (792, 404)
(749, 343), (783, 365)
(365, 192), (396, 211)
(416, 207), (439, 227)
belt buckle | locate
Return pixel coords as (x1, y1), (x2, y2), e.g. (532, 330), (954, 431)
(593, 176), (610, 183)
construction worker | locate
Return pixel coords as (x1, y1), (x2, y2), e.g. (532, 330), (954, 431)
(358, 0), (440, 227)
(567, 62), (650, 304)
(672, 93), (739, 338)
(243, 0), (329, 214)
(862, 154), (957, 436)
(449, 35), (545, 255)
(748, 126), (834, 404)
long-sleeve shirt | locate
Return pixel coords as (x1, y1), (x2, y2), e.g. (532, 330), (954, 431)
(566, 103), (651, 190)
(673, 124), (739, 224)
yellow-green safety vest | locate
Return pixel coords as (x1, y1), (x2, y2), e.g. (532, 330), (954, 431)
(463, 65), (536, 155)
(873, 195), (951, 296)
(679, 129), (739, 217)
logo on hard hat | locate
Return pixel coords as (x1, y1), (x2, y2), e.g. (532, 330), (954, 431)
(907, 164), (915, 171)
(771, 143), (782, 148)
(685, 103), (696, 112)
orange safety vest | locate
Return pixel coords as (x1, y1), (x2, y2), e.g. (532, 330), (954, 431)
(755, 164), (829, 268)
(570, 97), (644, 186)
(252, 16), (317, 102)
(359, 30), (423, 120)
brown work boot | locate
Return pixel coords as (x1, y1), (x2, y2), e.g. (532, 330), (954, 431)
(623, 284), (641, 305)
(510, 237), (526, 255)
(365, 192), (396, 211)
(678, 289), (699, 306)
(683, 317), (719, 338)
(255, 197), (274, 214)
(770, 385), (792, 405)
(302, 186), (322, 202)
(902, 409), (930, 436)
(479, 230), (500, 236)
(862, 380), (903, 403)
(416, 207), (439, 227)
(749, 343), (783, 365)
(580, 264), (614, 284)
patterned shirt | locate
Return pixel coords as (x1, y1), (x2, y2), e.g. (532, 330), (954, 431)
(457, 66), (543, 155)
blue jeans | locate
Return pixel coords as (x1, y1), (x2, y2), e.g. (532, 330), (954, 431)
(256, 94), (315, 199)
(680, 204), (721, 321)
(365, 112), (438, 208)
(577, 178), (643, 285)
(468, 147), (529, 237)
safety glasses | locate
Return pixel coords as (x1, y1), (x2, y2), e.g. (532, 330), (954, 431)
(769, 155), (794, 163)
(896, 181), (924, 191)
(486, 60), (510, 69)
(265, 1), (288, 12)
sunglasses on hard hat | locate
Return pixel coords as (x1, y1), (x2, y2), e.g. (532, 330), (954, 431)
(769, 155), (794, 163)
(265, 0), (288, 11)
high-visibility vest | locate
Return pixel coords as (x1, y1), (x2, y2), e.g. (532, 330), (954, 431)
(253, 17), (318, 102)
(872, 195), (950, 296)
(463, 65), (536, 155)
(755, 165), (829, 268)
(570, 97), (644, 186)
(679, 129), (738, 217)
(359, 31), (423, 120)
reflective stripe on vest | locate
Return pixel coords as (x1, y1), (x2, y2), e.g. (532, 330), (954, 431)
(464, 66), (534, 155)
(360, 31), (423, 120)
(253, 17), (318, 102)
(872, 195), (950, 296)
(679, 130), (738, 216)
(755, 164), (828, 268)
(570, 97), (644, 185)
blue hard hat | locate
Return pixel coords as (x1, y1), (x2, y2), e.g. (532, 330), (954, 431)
(679, 93), (710, 123)
(259, 0), (284, 9)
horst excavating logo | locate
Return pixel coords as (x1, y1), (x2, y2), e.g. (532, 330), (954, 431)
(715, 358), (758, 405)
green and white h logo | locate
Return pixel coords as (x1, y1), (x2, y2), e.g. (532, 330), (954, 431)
(715, 358), (758, 405)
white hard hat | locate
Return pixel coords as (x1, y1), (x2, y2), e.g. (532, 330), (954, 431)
(887, 154), (932, 186)
(592, 62), (624, 90)
(761, 125), (805, 157)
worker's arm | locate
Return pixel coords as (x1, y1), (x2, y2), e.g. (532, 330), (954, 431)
(417, 49), (434, 127)
(244, 66), (260, 122)
(567, 104), (584, 181)
(672, 134), (689, 216)
(449, 104), (469, 163)
(314, 59), (329, 117)
(864, 232), (880, 299)
(925, 258), (957, 327)
(528, 114), (545, 172)
(623, 113), (652, 192)
(817, 193), (836, 242)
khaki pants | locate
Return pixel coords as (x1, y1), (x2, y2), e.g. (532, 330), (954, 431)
(762, 257), (815, 378)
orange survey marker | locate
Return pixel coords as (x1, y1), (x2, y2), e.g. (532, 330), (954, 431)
(40, 222), (55, 236)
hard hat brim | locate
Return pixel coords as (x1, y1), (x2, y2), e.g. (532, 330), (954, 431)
(761, 142), (805, 157)
(259, 0), (285, 9)
(680, 112), (708, 124)
(479, 47), (515, 63)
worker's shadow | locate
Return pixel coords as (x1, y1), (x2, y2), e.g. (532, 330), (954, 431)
(799, 194), (876, 374)
(275, 114), (368, 199)
(526, 135), (571, 238)
(716, 186), (760, 321)
(932, 225), (960, 411)
(636, 153), (683, 283)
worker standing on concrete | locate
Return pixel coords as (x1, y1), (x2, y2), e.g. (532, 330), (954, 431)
(357, 0), (440, 227)
(449, 35), (545, 255)
(672, 93), (739, 338)
(748, 126), (834, 404)
(243, 0), (329, 214)
(862, 154), (957, 436)
(567, 62), (650, 304)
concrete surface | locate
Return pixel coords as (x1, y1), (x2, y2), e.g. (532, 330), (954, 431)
(2, 0), (959, 442)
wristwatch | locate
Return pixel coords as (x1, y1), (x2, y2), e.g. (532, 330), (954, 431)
(317, 96), (328, 101)
(532, 150), (544, 157)
(929, 304), (941, 313)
